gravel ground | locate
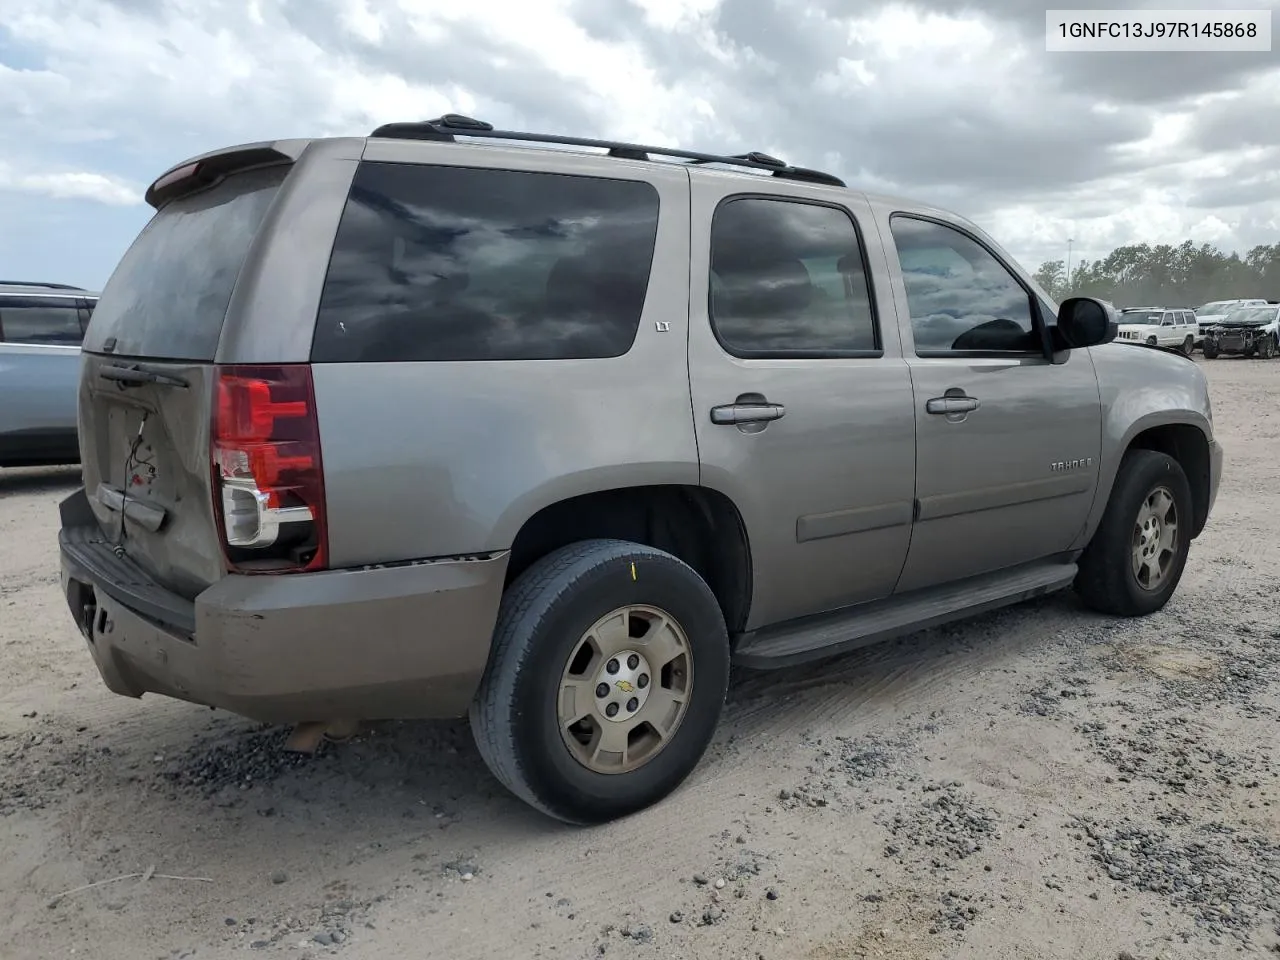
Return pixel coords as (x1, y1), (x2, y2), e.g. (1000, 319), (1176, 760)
(2, 355), (1278, 960)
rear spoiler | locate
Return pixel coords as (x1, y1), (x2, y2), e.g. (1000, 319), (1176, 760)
(144, 139), (311, 209)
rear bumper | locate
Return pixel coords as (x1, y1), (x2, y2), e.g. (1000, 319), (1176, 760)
(58, 490), (507, 723)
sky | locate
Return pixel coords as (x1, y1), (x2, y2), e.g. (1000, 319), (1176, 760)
(1, 0), (1278, 292)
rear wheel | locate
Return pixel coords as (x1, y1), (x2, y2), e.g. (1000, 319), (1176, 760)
(1075, 450), (1192, 617)
(470, 539), (730, 824)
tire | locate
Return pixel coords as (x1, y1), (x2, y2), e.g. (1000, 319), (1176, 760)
(1146, 336), (1158, 347)
(1182, 336), (1194, 356)
(1074, 449), (1193, 617)
(1203, 344), (1219, 359)
(1260, 336), (1276, 359)
(469, 539), (730, 825)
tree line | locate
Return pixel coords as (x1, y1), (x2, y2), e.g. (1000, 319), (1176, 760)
(1032, 240), (1280, 308)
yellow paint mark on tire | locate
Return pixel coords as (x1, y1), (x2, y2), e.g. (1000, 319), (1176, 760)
(630, 562), (637, 581)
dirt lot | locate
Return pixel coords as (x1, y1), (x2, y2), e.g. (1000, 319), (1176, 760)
(2, 356), (1278, 960)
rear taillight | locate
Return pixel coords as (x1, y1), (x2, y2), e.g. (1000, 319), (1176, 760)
(212, 364), (327, 573)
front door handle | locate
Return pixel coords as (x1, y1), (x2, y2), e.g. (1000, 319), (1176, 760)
(925, 396), (980, 415)
(710, 402), (786, 425)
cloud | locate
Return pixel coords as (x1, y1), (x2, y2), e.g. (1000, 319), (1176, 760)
(0, 0), (1277, 288)
(0, 161), (141, 206)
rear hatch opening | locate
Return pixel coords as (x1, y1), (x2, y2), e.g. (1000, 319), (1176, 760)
(75, 148), (329, 598)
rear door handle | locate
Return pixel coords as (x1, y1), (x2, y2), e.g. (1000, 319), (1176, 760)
(925, 396), (980, 415)
(710, 402), (786, 425)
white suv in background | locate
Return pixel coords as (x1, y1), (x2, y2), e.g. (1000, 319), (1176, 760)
(1115, 307), (1198, 355)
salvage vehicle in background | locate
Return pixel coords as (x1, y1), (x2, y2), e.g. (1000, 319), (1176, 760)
(0, 282), (97, 467)
(1201, 302), (1280, 359)
(1194, 298), (1268, 346)
(1114, 307), (1198, 354)
(57, 116), (1222, 825)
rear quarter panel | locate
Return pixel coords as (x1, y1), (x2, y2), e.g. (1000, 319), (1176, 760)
(309, 144), (698, 566)
(1071, 342), (1214, 549)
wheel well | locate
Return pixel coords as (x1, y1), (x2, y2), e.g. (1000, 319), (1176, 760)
(1127, 424), (1212, 537)
(506, 486), (753, 633)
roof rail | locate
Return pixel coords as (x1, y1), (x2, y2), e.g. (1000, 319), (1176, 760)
(368, 114), (846, 188)
(0, 280), (86, 291)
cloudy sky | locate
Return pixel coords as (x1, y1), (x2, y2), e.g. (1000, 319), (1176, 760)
(2, 0), (1278, 291)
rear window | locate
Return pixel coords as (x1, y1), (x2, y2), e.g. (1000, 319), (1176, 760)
(0, 297), (83, 345)
(84, 165), (287, 361)
(311, 162), (660, 363)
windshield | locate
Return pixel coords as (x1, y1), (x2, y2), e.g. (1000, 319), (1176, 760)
(1197, 301), (1230, 314)
(1120, 310), (1162, 323)
(1224, 306), (1276, 323)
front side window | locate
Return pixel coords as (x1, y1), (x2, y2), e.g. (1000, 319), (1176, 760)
(708, 197), (879, 356)
(313, 163), (660, 363)
(888, 215), (1038, 355)
(0, 297), (84, 345)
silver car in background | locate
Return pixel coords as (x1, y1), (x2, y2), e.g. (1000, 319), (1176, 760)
(0, 282), (98, 467)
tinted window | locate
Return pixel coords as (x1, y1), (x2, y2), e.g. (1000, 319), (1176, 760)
(84, 165), (287, 360)
(889, 215), (1037, 354)
(708, 198), (878, 355)
(1122, 311), (1162, 323)
(312, 163), (660, 363)
(0, 297), (83, 345)
(1038, 298), (1058, 325)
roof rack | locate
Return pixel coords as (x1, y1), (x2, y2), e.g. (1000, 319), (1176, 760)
(0, 280), (86, 291)
(369, 114), (846, 188)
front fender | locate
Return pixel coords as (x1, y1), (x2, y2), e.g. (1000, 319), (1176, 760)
(1071, 344), (1215, 550)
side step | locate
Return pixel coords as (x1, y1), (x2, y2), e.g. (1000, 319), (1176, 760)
(732, 559), (1078, 669)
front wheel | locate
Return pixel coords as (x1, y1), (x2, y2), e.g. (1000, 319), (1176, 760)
(1203, 343), (1219, 359)
(1074, 450), (1193, 617)
(1259, 336), (1276, 359)
(1182, 335), (1195, 356)
(1146, 336), (1158, 347)
(470, 539), (730, 824)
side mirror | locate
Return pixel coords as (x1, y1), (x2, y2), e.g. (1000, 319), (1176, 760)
(1055, 296), (1117, 349)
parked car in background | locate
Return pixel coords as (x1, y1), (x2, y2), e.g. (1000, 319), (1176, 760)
(57, 116), (1221, 824)
(1114, 307), (1198, 354)
(0, 282), (97, 467)
(1202, 302), (1280, 359)
(1194, 298), (1268, 345)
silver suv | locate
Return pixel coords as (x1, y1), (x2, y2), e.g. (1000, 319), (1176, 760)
(0, 282), (98, 467)
(57, 115), (1223, 824)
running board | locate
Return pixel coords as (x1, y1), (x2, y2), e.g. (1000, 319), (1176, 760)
(732, 559), (1078, 669)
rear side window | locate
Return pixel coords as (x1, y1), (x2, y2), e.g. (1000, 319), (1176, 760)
(84, 165), (287, 361)
(0, 297), (84, 345)
(312, 163), (661, 363)
(708, 197), (879, 356)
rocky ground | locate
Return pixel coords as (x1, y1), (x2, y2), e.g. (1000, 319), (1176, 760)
(2, 355), (1278, 960)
